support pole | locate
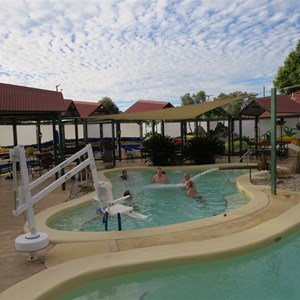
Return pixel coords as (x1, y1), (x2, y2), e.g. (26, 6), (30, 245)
(74, 118), (79, 152)
(117, 213), (122, 231)
(117, 122), (122, 162)
(227, 117), (232, 163)
(161, 120), (165, 136)
(13, 120), (18, 146)
(112, 121), (116, 166)
(271, 88), (277, 195)
(58, 114), (65, 190)
(104, 211), (109, 231)
(239, 116), (243, 160)
(254, 116), (259, 156)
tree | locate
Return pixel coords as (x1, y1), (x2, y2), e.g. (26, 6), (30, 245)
(273, 40), (300, 94)
(214, 91), (256, 117)
(180, 93), (194, 106)
(194, 90), (206, 104)
(180, 90), (207, 106)
(99, 97), (120, 114)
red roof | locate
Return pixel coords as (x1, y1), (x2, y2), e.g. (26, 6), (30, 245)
(291, 91), (300, 105)
(63, 99), (80, 117)
(0, 82), (65, 112)
(257, 95), (300, 117)
(125, 100), (174, 113)
(73, 101), (107, 118)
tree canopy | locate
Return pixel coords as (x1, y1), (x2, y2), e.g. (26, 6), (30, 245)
(180, 90), (207, 106)
(98, 97), (120, 114)
(214, 91), (257, 117)
(273, 40), (300, 94)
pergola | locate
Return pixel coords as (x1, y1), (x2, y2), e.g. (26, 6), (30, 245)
(239, 95), (300, 155)
(0, 84), (111, 161)
(0, 82), (245, 167)
(88, 97), (243, 165)
(0, 83), (68, 166)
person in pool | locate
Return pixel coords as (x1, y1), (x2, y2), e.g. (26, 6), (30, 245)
(152, 167), (168, 184)
(181, 172), (191, 187)
(186, 180), (198, 197)
(120, 170), (128, 180)
(123, 190), (132, 197)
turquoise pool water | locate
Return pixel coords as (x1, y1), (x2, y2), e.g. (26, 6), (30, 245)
(48, 169), (249, 232)
(56, 229), (300, 300)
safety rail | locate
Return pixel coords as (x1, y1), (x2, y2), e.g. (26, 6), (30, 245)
(235, 149), (253, 163)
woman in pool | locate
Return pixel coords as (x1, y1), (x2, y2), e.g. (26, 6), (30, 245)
(181, 172), (191, 187)
(186, 180), (197, 197)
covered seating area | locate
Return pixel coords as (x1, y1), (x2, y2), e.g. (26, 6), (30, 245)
(3, 81), (300, 172)
(239, 95), (300, 159)
(0, 83), (110, 177)
(87, 97), (244, 165)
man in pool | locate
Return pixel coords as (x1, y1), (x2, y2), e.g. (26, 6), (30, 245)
(152, 167), (168, 184)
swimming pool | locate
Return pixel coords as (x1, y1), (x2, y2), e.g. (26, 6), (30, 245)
(56, 228), (300, 300)
(48, 169), (249, 232)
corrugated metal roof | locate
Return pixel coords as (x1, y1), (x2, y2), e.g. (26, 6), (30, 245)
(62, 99), (80, 117)
(89, 97), (242, 122)
(292, 91), (300, 104)
(240, 95), (300, 117)
(0, 82), (66, 112)
(73, 101), (108, 118)
(125, 100), (174, 113)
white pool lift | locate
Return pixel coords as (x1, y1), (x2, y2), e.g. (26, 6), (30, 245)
(10, 144), (147, 260)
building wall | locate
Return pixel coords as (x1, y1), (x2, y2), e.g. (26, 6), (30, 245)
(1, 116), (299, 146)
(0, 124), (84, 146)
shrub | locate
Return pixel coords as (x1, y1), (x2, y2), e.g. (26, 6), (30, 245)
(142, 134), (176, 166)
(184, 136), (225, 164)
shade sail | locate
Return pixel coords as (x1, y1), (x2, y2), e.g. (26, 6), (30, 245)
(88, 97), (243, 122)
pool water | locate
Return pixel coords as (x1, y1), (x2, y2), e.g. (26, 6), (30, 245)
(56, 229), (300, 300)
(48, 169), (249, 232)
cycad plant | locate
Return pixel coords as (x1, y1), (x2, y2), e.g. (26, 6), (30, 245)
(142, 134), (176, 166)
(184, 136), (225, 164)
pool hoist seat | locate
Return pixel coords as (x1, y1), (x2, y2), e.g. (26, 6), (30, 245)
(107, 204), (148, 220)
(93, 193), (148, 221)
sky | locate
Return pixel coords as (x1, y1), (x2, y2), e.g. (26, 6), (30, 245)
(0, 0), (300, 111)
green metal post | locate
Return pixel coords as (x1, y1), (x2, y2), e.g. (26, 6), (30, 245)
(112, 121), (116, 167)
(117, 122), (121, 162)
(12, 120), (18, 146)
(58, 114), (65, 190)
(227, 117), (232, 162)
(74, 118), (79, 152)
(239, 117), (243, 159)
(254, 116), (259, 155)
(161, 120), (165, 136)
(271, 88), (277, 195)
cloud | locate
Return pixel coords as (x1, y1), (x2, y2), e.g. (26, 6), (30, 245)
(0, 0), (300, 109)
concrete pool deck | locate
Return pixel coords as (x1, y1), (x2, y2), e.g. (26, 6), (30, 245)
(1, 158), (300, 299)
